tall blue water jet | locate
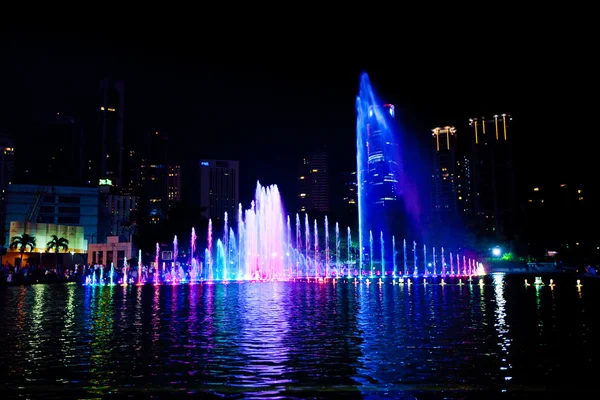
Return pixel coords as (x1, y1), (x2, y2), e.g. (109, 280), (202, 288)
(403, 239), (407, 275)
(392, 236), (397, 276)
(441, 247), (446, 276)
(369, 230), (374, 277)
(380, 231), (385, 277)
(356, 72), (420, 276)
(433, 247), (437, 277)
(412, 241), (418, 277)
(423, 244), (427, 276)
(347, 226), (352, 277)
(110, 262), (114, 285)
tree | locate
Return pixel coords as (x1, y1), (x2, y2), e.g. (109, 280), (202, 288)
(46, 235), (69, 267)
(10, 233), (37, 266)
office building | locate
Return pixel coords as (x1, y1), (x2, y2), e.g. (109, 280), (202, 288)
(199, 159), (239, 221)
(297, 151), (329, 213)
(468, 114), (516, 239)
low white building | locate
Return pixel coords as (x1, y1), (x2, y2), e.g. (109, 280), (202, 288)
(88, 236), (135, 267)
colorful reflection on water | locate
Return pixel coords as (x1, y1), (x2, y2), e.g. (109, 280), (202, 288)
(1, 275), (599, 399)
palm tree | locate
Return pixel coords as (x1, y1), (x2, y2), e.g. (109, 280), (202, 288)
(47, 235), (69, 268)
(10, 233), (37, 266)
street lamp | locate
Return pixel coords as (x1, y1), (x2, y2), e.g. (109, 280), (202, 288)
(492, 247), (502, 257)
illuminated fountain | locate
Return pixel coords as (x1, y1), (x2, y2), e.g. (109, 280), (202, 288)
(82, 72), (486, 287)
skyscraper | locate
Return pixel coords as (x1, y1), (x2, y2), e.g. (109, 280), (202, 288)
(199, 159), (239, 222)
(297, 151), (329, 213)
(167, 164), (182, 204)
(469, 114), (515, 240)
(139, 131), (169, 222)
(0, 137), (15, 236)
(364, 104), (399, 208)
(97, 78), (124, 187)
(430, 126), (459, 245)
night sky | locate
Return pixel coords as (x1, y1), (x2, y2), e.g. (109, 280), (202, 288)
(0, 32), (590, 208)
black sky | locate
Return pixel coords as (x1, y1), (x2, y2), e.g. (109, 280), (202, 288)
(0, 31), (592, 206)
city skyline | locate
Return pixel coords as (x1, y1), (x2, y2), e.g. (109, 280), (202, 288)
(0, 34), (590, 209)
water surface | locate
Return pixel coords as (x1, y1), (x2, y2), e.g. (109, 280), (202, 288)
(1, 274), (598, 399)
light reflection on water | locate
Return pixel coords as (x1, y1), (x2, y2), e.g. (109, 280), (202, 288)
(0, 277), (599, 399)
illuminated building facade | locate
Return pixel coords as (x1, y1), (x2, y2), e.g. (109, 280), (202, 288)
(365, 104), (399, 208)
(455, 155), (472, 216)
(468, 114), (515, 239)
(199, 159), (239, 222)
(88, 235), (135, 267)
(4, 184), (99, 250)
(430, 126), (458, 227)
(357, 102), (405, 264)
(297, 151), (329, 213)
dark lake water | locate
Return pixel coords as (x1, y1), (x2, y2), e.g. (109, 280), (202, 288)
(1, 274), (598, 399)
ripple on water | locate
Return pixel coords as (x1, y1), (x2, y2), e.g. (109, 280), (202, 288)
(1, 278), (600, 398)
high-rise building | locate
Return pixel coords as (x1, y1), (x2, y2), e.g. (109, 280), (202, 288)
(199, 159), (239, 222)
(296, 151), (329, 213)
(139, 164), (167, 223)
(167, 164), (182, 204)
(468, 114), (515, 240)
(138, 131), (169, 222)
(97, 78), (125, 187)
(430, 126), (460, 245)
(430, 126), (458, 219)
(455, 155), (472, 216)
(364, 104), (399, 208)
(0, 137), (15, 237)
